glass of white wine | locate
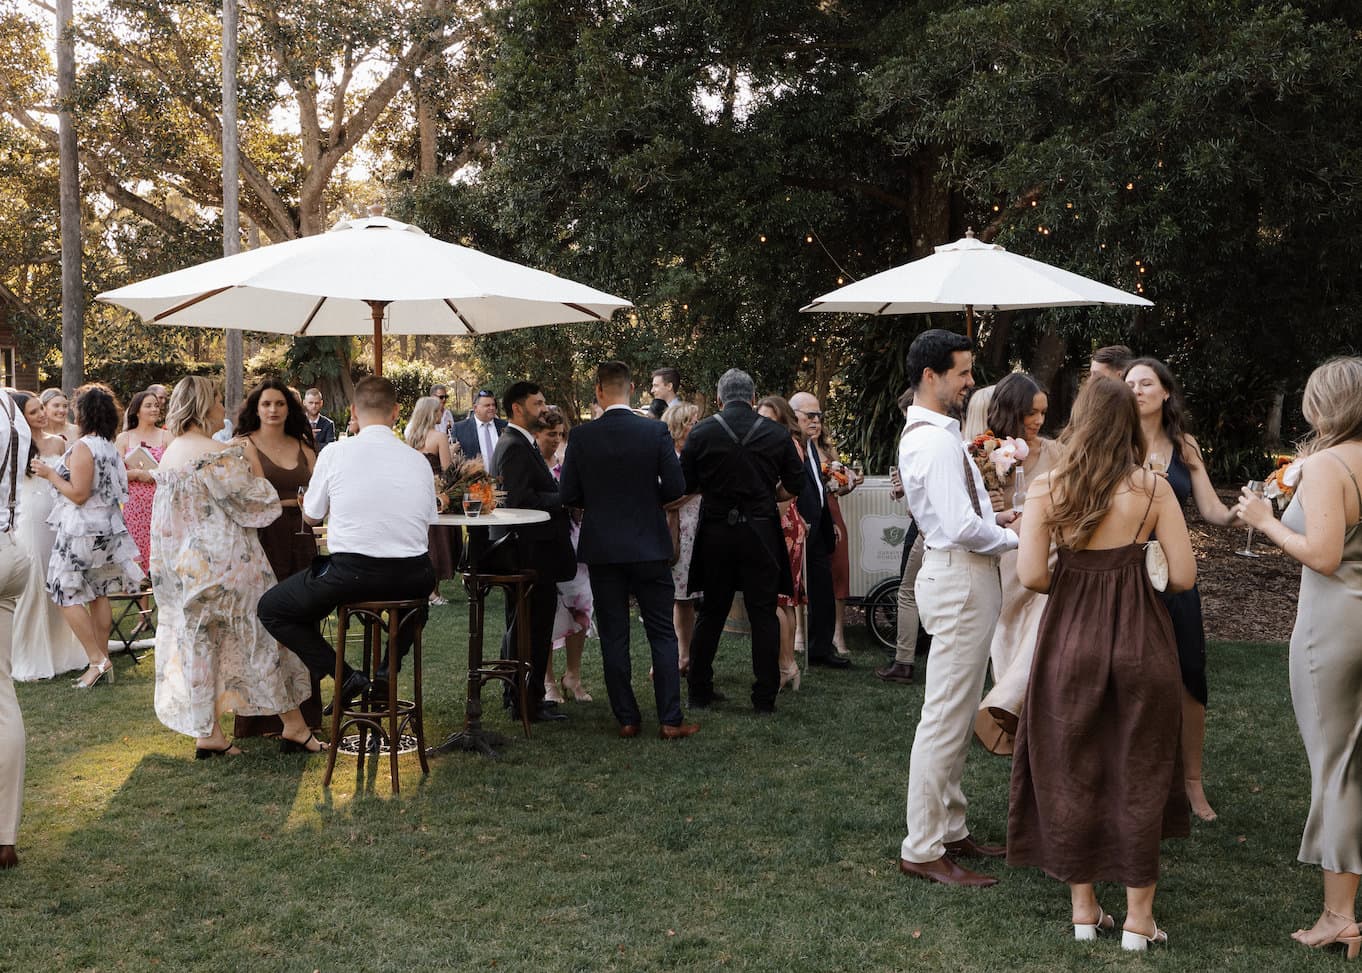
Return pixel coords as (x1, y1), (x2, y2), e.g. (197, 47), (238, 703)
(1236, 480), (1265, 557)
(1011, 467), (1027, 516)
(1148, 451), (1168, 475)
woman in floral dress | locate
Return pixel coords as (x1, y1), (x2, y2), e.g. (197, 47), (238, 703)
(539, 408), (594, 703)
(29, 384), (144, 689)
(150, 377), (317, 759)
(757, 396), (807, 692)
(663, 403), (702, 676)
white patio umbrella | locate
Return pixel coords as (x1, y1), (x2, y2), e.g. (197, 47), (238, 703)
(96, 213), (633, 375)
(800, 230), (1151, 336)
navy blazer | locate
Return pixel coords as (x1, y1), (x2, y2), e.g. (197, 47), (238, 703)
(489, 426), (576, 582)
(452, 414), (508, 465)
(796, 439), (836, 549)
(559, 408), (685, 564)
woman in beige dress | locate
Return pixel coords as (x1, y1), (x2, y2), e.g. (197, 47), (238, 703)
(1237, 357), (1362, 959)
(151, 377), (318, 759)
(975, 372), (1060, 754)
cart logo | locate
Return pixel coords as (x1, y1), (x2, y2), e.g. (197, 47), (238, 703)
(882, 526), (907, 547)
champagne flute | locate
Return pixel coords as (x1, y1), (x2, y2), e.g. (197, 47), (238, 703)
(1235, 480), (1265, 557)
(295, 487), (312, 537)
(1011, 466), (1027, 515)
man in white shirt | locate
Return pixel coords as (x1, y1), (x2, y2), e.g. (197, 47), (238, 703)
(0, 388), (32, 869)
(258, 376), (437, 710)
(896, 329), (1019, 889)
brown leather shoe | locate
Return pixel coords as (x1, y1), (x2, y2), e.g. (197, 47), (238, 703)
(898, 855), (998, 887)
(945, 834), (1007, 859)
(659, 722), (700, 740)
(0, 845), (17, 869)
(875, 661), (915, 684)
(618, 724), (640, 738)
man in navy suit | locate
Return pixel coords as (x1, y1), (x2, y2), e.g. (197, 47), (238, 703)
(560, 362), (699, 740)
(452, 389), (508, 474)
(789, 392), (850, 669)
(490, 381), (577, 722)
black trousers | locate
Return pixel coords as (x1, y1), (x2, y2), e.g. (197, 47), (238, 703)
(588, 560), (683, 727)
(687, 521), (781, 711)
(258, 553), (435, 682)
(501, 574), (555, 713)
(804, 528), (837, 660)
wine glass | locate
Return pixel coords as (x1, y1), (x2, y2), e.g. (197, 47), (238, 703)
(1011, 466), (1027, 515)
(1147, 451), (1168, 475)
(1235, 480), (1265, 557)
(294, 487), (313, 537)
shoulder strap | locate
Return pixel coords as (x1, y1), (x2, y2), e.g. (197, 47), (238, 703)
(1133, 470), (1158, 544)
(902, 420), (982, 518)
(1320, 450), (1362, 521)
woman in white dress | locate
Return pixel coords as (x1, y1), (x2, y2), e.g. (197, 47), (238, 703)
(151, 377), (318, 758)
(28, 384), (145, 688)
(9, 393), (85, 681)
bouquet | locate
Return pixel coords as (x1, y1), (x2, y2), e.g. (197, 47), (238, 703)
(1264, 455), (1301, 511)
(821, 460), (849, 493)
(968, 431), (1029, 492)
(439, 455), (500, 511)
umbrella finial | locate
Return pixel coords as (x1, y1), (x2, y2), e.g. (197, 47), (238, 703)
(965, 226), (975, 239)
(367, 203), (385, 218)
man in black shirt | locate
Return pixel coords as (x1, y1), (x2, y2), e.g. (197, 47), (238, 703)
(679, 368), (805, 714)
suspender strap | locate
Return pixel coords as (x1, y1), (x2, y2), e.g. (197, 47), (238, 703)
(0, 393), (16, 533)
(903, 421), (983, 518)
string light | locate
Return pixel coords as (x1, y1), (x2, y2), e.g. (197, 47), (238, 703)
(805, 234), (814, 244)
(836, 276), (844, 285)
(1065, 202), (1073, 209)
(759, 234), (767, 243)
(1125, 182), (1135, 190)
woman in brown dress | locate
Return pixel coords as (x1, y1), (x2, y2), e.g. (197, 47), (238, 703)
(231, 378), (322, 735)
(1009, 376), (1195, 951)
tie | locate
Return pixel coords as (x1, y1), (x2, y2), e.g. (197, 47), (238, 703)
(481, 422), (497, 475)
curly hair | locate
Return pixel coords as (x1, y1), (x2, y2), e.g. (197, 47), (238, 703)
(662, 402), (700, 444)
(1047, 376), (1147, 549)
(74, 384), (120, 440)
(1123, 357), (1192, 461)
(235, 378), (315, 448)
(987, 372), (1045, 441)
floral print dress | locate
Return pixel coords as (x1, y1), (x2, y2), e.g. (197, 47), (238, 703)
(45, 435), (145, 606)
(150, 446), (311, 738)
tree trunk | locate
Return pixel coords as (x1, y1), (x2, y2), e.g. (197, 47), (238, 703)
(56, 0), (83, 394)
(415, 73), (438, 178)
(1264, 387), (1285, 451)
(223, 0), (244, 415)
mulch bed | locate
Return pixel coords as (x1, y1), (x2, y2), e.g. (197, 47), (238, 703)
(1194, 488), (1296, 643)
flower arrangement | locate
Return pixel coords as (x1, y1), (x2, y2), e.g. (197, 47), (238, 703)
(439, 455), (499, 512)
(968, 431), (1030, 492)
(1264, 455), (1302, 511)
(821, 460), (849, 491)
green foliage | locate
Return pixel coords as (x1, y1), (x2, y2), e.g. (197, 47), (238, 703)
(382, 356), (457, 425)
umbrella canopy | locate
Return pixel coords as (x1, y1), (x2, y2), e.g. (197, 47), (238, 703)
(96, 215), (633, 374)
(800, 232), (1151, 335)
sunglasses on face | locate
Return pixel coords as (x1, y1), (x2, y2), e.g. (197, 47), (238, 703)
(434, 394), (447, 400)
(798, 410), (823, 420)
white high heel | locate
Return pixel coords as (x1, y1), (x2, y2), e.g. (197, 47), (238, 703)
(1121, 923), (1168, 951)
(73, 657), (114, 689)
(1074, 910), (1115, 941)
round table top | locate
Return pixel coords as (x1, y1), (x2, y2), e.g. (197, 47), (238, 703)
(435, 507), (549, 528)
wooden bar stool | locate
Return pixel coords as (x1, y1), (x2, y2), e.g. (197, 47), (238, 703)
(321, 598), (428, 793)
(462, 568), (537, 740)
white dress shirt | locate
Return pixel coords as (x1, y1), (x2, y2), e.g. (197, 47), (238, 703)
(303, 424), (435, 557)
(898, 405), (1017, 557)
(0, 390), (31, 532)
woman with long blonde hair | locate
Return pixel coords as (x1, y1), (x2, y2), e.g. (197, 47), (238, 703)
(1238, 357), (1362, 958)
(405, 395), (457, 603)
(1009, 376), (1195, 951)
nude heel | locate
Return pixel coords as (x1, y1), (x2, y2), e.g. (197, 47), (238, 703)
(1121, 923), (1167, 951)
(1073, 911), (1114, 941)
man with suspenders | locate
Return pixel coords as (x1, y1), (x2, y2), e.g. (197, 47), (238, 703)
(0, 387), (32, 869)
(896, 330), (1020, 888)
(679, 369), (806, 715)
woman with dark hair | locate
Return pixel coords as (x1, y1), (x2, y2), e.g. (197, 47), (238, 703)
(1125, 357), (1237, 823)
(115, 389), (170, 573)
(757, 394), (807, 691)
(153, 377), (317, 757)
(1237, 357), (1362, 957)
(538, 407), (594, 703)
(29, 384), (144, 688)
(10, 392), (85, 680)
(1010, 375), (1195, 950)
(975, 372), (1062, 755)
(231, 378), (323, 736)
(810, 418), (865, 658)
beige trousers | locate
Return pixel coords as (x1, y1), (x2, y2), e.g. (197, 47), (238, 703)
(893, 532), (926, 665)
(901, 548), (1002, 863)
(0, 532), (30, 846)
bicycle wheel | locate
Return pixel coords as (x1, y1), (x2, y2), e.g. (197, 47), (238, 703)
(863, 577), (900, 651)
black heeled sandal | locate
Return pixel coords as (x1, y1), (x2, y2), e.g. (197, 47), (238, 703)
(194, 742), (241, 760)
(279, 732), (327, 755)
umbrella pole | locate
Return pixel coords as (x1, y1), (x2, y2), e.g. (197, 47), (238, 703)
(965, 304), (975, 340)
(368, 300), (388, 377)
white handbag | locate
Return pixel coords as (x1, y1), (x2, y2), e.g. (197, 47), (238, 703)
(1144, 540), (1169, 592)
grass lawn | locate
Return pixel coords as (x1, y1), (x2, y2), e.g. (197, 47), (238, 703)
(0, 589), (1336, 972)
